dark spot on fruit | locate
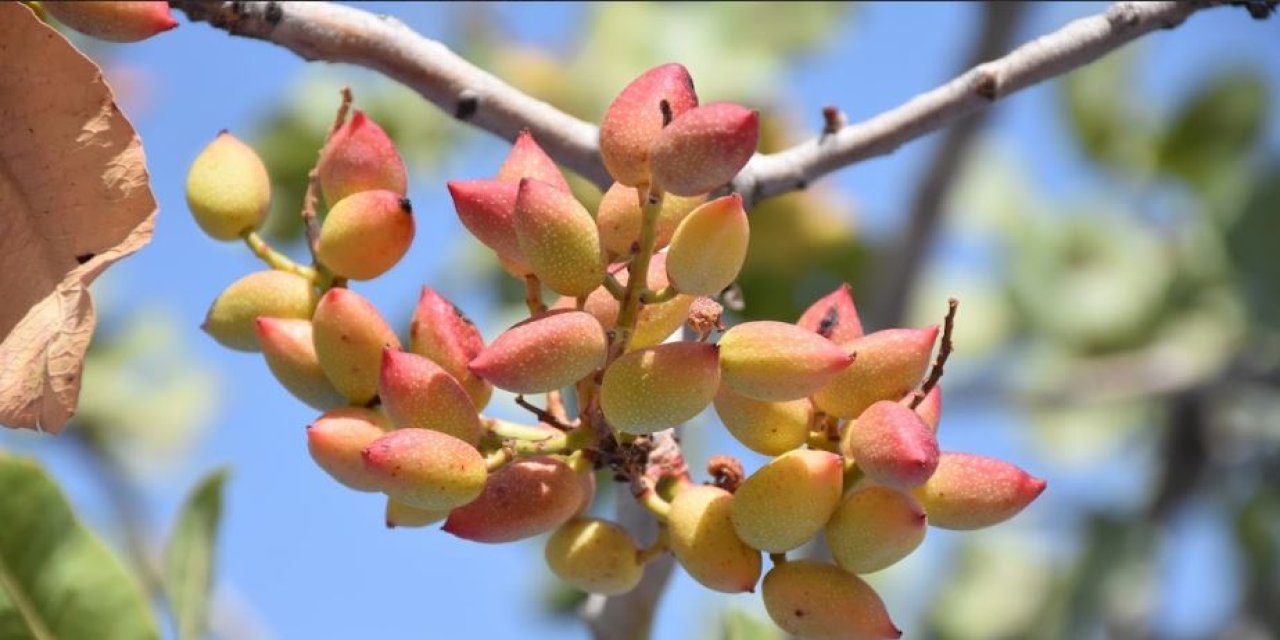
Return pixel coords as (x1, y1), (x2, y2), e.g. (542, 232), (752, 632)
(794, 609), (805, 618)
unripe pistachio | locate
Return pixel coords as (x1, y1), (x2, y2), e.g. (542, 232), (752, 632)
(361, 428), (487, 511)
(812, 327), (939, 419)
(255, 318), (344, 410)
(306, 407), (391, 492)
(379, 349), (483, 446)
(914, 385), (942, 433)
(43, 1), (177, 43)
(596, 182), (705, 258)
(496, 129), (570, 192)
(797, 283), (864, 344)
(599, 63), (699, 187)
(385, 498), (448, 529)
(447, 179), (530, 274)
(841, 400), (939, 490)
(730, 450), (843, 552)
(316, 190), (414, 280)
(443, 456), (585, 543)
(469, 310), (607, 394)
(514, 178), (606, 297)
(667, 485), (762, 593)
(665, 194), (749, 297)
(317, 110), (407, 206)
(913, 453), (1046, 530)
(600, 342), (720, 434)
(718, 321), (854, 402)
(311, 288), (401, 405)
(713, 384), (812, 456)
(544, 518), (644, 596)
(186, 132), (270, 241)
(825, 486), (927, 575)
(650, 103), (759, 196)
(762, 561), (901, 640)
(202, 270), (318, 352)
(408, 287), (492, 410)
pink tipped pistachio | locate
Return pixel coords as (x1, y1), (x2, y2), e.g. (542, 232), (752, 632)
(361, 428), (487, 511)
(408, 287), (493, 410)
(316, 190), (414, 280)
(317, 110), (407, 206)
(514, 178), (606, 297)
(379, 349), (484, 446)
(443, 456), (585, 543)
(599, 63), (699, 187)
(913, 453), (1046, 530)
(496, 129), (570, 192)
(544, 518), (644, 596)
(812, 326), (939, 419)
(447, 179), (530, 274)
(718, 321), (854, 402)
(825, 486), (927, 575)
(311, 288), (401, 405)
(600, 342), (720, 435)
(43, 1), (177, 42)
(650, 102), (759, 197)
(306, 407), (391, 492)
(915, 385), (942, 433)
(797, 283), (864, 344)
(469, 310), (607, 394)
(841, 400), (940, 490)
(713, 384), (812, 456)
(385, 498), (448, 529)
(665, 194), (749, 297)
(667, 485), (762, 593)
(730, 450), (844, 553)
(185, 132), (270, 241)
(596, 182), (706, 258)
(202, 270), (318, 352)
(255, 318), (344, 410)
(762, 561), (902, 640)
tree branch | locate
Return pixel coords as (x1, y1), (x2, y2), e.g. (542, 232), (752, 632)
(170, 0), (609, 186)
(729, 1), (1233, 206)
(170, 1), (1253, 202)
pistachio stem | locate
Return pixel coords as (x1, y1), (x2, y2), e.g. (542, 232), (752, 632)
(241, 230), (320, 282)
(610, 188), (664, 360)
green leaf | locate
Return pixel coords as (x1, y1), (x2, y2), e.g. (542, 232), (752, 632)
(721, 607), (782, 640)
(164, 468), (229, 640)
(1158, 71), (1268, 191)
(1058, 50), (1158, 178)
(0, 452), (159, 640)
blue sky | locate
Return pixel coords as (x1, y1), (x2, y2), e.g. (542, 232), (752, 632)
(5, 3), (1279, 639)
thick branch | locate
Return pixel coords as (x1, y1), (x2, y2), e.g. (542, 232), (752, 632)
(171, 0), (609, 186)
(171, 2), (1251, 202)
(728, 1), (1232, 205)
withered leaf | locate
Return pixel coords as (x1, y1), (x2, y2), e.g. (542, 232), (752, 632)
(0, 3), (158, 433)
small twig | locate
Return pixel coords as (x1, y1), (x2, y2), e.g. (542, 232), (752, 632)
(514, 394), (573, 430)
(909, 298), (958, 409)
(302, 87), (354, 259)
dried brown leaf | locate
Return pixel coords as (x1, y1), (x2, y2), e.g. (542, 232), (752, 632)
(0, 3), (157, 433)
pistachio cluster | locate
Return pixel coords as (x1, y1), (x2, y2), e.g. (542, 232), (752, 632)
(185, 64), (1044, 639)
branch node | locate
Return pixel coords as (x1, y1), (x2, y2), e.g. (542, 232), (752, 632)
(821, 105), (846, 135)
(454, 89), (479, 121)
(264, 1), (284, 25)
(974, 68), (999, 101)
